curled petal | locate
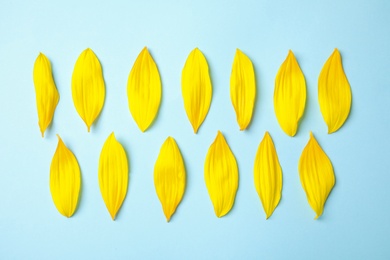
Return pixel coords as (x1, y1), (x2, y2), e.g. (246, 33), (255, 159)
(71, 48), (105, 132)
(318, 48), (352, 134)
(127, 47), (162, 132)
(274, 50), (306, 136)
(230, 49), (256, 130)
(204, 131), (238, 217)
(98, 132), (129, 220)
(182, 48), (212, 133)
(33, 53), (59, 137)
(299, 132), (335, 219)
(254, 132), (282, 219)
(50, 135), (81, 217)
(154, 137), (186, 222)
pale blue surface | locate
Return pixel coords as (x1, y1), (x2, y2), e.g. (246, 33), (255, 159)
(1, 0), (389, 259)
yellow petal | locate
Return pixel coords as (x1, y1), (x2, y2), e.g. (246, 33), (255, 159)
(127, 47), (162, 132)
(230, 49), (256, 130)
(71, 48), (105, 132)
(254, 132), (282, 219)
(299, 132), (335, 219)
(318, 48), (352, 134)
(50, 135), (81, 217)
(274, 50), (306, 136)
(154, 137), (186, 222)
(33, 53), (59, 137)
(182, 48), (212, 133)
(204, 131), (238, 217)
(98, 132), (129, 220)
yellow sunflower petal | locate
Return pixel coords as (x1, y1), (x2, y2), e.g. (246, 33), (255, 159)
(98, 132), (129, 220)
(204, 131), (238, 217)
(274, 50), (306, 136)
(182, 48), (212, 133)
(33, 53), (59, 137)
(127, 47), (162, 132)
(254, 132), (282, 219)
(71, 48), (105, 132)
(230, 49), (256, 130)
(299, 132), (335, 219)
(154, 137), (186, 222)
(318, 48), (352, 134)
(50, 135), (81, 217)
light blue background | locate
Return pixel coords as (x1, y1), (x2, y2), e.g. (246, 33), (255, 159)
(1, 0), (389, 259)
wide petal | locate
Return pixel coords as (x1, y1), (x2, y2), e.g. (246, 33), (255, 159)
(154, 137), (186, 222)
(182, 48), (212, 133)
(230, 49), (256, 130)
(204, 131), (238, 217)
(127, 47), (162, 132)
(33, 53), (59, 137)
(71, 48), (105, 132)
(98, 132), (129, 220)
(254, 132), (282, 219)
(50, 135), (81, 217)
(299, 132), (335, 219)
(318, 48), (352, 134)
(274, 50), (306, 136)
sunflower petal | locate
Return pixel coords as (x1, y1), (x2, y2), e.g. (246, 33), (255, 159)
(204, 131), (238, 217)
(254, 132), (282, 219)
(98, 132), (129, 220)
(318, 48), (352, 134)
(230, 49), (256, 130)
(50, 135), (81, 217)
(154, 137), (186, 222)
(299, 132), (335, 219)
(127, 47), (162, 132)
(182, 48), (212, 133)
(33, 53), (59, 137)
(274, 50), (306, 136)
(71, 48), (105, 132)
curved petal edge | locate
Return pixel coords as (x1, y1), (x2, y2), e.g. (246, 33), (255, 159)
(71, 48), (105, 132)
(230, 49), (256, 130)
(318, 48), (352, 134)
(254, 132), (282, 219)
(182, 48), (212, 133)
(154, 137), (186, 222)
(274, 50), (306, 136)
(50, 135), (81, 217)
(98, 132), (129, 220)
(127, 47), (162, 132)
(298, 132), (335, 219)
(204, 131), (238, 217)
(33, 53), (59, 137)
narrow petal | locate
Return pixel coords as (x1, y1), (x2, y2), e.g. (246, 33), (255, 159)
(274, 50), (306, 136)
(154, 137), (186, 222)
(98, 132), (129, 220)
(318, 48), (352, 134)
(299, 132), (335, 219)
(127, 47), (162, 132)
(230, 49), (256, 130)
(182, 48), (212, 133)
(71, 48), (105, 132)
(50, 135), (81, 217)
(33, 53), (59, 137)
(254, 132), (282, 219)
(204, 131), (238, 217)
